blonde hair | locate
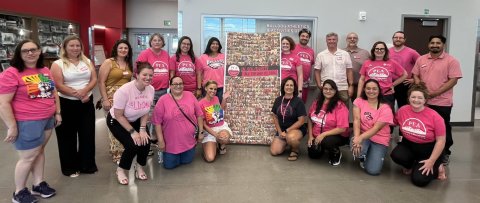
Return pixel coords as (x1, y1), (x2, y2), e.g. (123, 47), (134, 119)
(59, 35), (93, 70)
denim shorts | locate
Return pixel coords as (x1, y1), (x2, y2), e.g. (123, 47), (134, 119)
(14, 117), (54, 150)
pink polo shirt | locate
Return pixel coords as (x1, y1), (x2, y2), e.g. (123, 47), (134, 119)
(396, 105), (445, 144)
(169, 54), (200, 92)
(411, 52), (462, 106)
(281, 52), (301, 82)
(151, 92), (203, 154)
(389, 46), (420, 78)
(313, 49), (353, 91)
(309, 100), (349, 137)
(354, 98), (394, 146)
(360, 59), (405, 95)
(136, 48), (170, 90)
(198, 53), (225, 88)
(293, 45), (315, 84)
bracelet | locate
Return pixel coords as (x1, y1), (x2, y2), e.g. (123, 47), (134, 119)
(55, 112), (61, 115)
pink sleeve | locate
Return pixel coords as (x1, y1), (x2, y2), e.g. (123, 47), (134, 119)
(433, 113), (446, 137)
(308, 100), (317, 116)
(448, 58), (462, 78)
(411, 60), (421, 76)
(112, 87), (128, 110)
(359, 63), (367, 76)
(411, 50), (420, 63)
(336, 102), (349, 128)
(169, 55), (177, 71)
(193, 98), (203, 118)
(0, 69), (18, 94)
(392, 60), (405, 77)
(152, 97), (165, 125)
(376, 104), (394, 125)
(353, 98), (362, 108)
(198, 99), (207, 117)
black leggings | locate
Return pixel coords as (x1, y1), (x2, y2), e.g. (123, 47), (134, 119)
(390, 138), (442, 187)
(308, 135), (348, 160)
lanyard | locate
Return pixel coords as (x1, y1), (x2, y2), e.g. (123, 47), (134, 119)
(280, 97), (292, 122)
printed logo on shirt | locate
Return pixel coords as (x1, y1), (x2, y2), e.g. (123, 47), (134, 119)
(204, 104), (224, 125)
(297, 52), (312, 64)
(363, 112), (373, 121)
(281, 58), (293, 70)
(310, 110), (327, 126)
(127, 94), (151, 110)
(367, 66), (390, 81)
(177, 61), (195, 76)
(207, 59), (224, 69)
(401, 118), (427, 139)
(152, 61), (169, 75)
(22, 73), (55, 99)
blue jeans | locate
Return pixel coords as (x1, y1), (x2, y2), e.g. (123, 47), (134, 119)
(163, 147), (196, 169)
(352, 138), (388, 175)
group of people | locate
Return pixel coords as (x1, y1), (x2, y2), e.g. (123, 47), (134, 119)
(0, 29), (462, 202)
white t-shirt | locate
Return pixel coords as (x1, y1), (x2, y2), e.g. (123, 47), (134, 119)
(110, 81), (154, 122)
(54, 59), (93, 100)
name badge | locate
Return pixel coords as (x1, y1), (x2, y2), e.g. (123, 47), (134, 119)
(123, 71), (129, 75)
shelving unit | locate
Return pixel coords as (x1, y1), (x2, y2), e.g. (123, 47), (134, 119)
(0, 13), (31, 67)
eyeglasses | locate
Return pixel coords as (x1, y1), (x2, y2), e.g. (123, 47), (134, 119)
(374, 48), (386, 52)
(21, 48), (40, 54)
(171, 83), (184, 87)
(393, 37), (405, 39)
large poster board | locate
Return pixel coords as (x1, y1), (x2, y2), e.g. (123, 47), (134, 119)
(224, 32), (281, 145)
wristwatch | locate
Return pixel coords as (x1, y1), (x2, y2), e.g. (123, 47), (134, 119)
(128, 128), (135, 134)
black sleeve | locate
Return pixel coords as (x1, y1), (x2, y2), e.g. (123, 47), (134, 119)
(271, 96), (281, 114)
(294, 97), (307, 118)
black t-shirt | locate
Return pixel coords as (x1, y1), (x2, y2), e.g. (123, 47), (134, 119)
(271, 96), (306, 130)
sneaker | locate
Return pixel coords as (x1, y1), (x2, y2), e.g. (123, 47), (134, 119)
(31, 181), (56, 198)
(359, 157), (365, 169)
(329, 151), (343, 166)
(12, 187), (38, 203)
(442, 154), (450, 166)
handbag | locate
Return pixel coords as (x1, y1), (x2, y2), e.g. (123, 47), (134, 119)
(170, 94), (200, 139)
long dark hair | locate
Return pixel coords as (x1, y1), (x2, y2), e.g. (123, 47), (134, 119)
(203, 37), (222, 55)
(176, 36), (195, 63)
(280, 77), (298, 97)
(360, 79), (386, 108)
(10, 39), (44, 72)
(111, 39), (133, 72)
(315, 79), (340, 114)
(369, 41), (389, 61)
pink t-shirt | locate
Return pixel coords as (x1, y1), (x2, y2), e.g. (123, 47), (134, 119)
(198, 96), (224, 128)
(136, 48), (170, 90)
(151, 92), (203, 154)
(110, 81), (154, 122)
(293, 45), (315, 84)
(0, 67), (56, 121)
(169, 54), (200, 92)
(198, 53), (225, 87)
(411, 52), (462, 106)
(281, 52), (301, 82)
(309, 100), (349, 137)
(353, 98), (394, 146)
(389, 46), (420, 78)
(360, 60), (405, 95)
(396, 105), (445, 144)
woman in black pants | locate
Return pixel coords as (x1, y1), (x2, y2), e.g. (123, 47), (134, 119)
(390, 83), (447, 187)
(106, 62), (154, 185)
(307, 79), (349, 166)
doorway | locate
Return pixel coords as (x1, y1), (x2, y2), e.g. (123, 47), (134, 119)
(402, 16), (449, 55)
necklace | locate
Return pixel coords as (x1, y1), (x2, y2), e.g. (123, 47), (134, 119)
(280, 96), (292, 122)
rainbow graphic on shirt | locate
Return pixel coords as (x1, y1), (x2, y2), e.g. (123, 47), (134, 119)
(204, 104), (224, 125)
(22, 73), (55, 99)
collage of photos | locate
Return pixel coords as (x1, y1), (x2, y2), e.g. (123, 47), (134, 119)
(224, 32), (281, 145)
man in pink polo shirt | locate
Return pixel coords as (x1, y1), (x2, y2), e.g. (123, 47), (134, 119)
(294, 28), (315, 103)
(389, 31), (420, 108)
(412, 35), (462, 165)
(344, 32), (370, 103)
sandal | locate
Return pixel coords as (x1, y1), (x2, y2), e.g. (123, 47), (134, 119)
(134, 164), (148, 180)
(218, 144), (227, 155)
(116, 170), (129, 185)
(287, 151), (299, 161)
(437, 164), (447, 180)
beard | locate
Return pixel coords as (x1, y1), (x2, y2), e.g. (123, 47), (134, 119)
(429, 47), (441, 53)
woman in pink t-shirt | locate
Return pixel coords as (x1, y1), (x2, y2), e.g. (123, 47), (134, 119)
(307, 79), (349, 166)
(198, 80), (232, 162)
(281, 36), (303, 98)
(198, 37), (226, 103)
(357, 41), (407, 109)
(0, 40), (61, 201)
(390, 83), (447, 187)
(352, 79), (394, 175)
(169, 36), (201, 96)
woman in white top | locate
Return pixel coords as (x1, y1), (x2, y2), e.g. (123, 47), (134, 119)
(50, 35), (98, 177)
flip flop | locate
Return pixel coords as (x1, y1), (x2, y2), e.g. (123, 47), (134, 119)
(219, 144), (227, 155)
(287, 151), (299, 161)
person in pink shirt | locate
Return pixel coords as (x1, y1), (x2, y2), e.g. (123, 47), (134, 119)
(351, 79), (394, 175)
(294, 29), (314, 102)
(389, 31), (420, 109)
(390, 83), (447, 187)
(357, 41), (407, 110)
(169, 36), (201, 97)
(281, 36), (303, 98)
(198, 80), (232, 162)
(198, 37), (226, 103)
(0, 40), (61, 202)
(307, 79), (349, 166)
(152, 76), (204, 169)
(106, 62), (154, 185)
(412, 35), (462, 165)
